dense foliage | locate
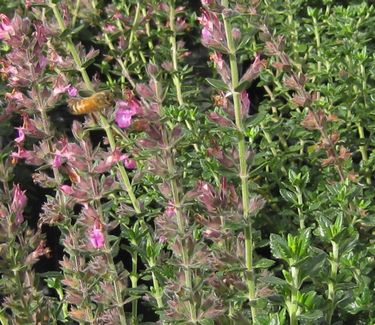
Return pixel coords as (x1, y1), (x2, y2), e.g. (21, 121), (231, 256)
(0, 0), (373, 324)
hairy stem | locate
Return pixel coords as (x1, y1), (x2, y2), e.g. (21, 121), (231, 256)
(327, 241), (339, 325)
(162, 128), (197, 324)
(50, 3), (134, 323)
(289, 266), (299, 325)
(221, 1), (257, 321)
(168, 0), (199, 152)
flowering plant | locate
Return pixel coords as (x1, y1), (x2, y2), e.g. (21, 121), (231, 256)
(0, 0), (373, 324)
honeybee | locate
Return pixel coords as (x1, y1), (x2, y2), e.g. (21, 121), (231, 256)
(67, 91), (114, 115)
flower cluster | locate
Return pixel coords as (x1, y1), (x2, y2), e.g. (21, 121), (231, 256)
(0, 0), (372, 324)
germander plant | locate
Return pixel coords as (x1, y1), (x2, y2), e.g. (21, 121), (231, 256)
(0, 0), (373, 325)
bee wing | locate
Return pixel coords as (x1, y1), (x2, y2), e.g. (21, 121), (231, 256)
(96, 91), (114, 107)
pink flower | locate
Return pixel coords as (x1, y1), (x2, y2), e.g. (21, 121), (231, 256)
(53, 142), (68, 168)
(113, 11), (124, 20)
(11, 184), (27, 211)
(15, 212), (24, 225)
(94, 148), (122, 173)
(11, 145), (44, 165)
(115, 99), (140, 128)
(158, 235), (168, 244)
(191, 181), (217, 213)
(135, 83), (154, 99)
(13, 114), (45, 146)
(202, 26), (213, 43)
(52, 75), (74, 97)
(60, 184), (88, 200)
(33, 21), (47, 46)
(89, 224), (105, 249)
(20, 114), (45, 138)
(203, 229), (221, 239)
(232, 27), (241, 41)
(115, 110), (133, 128)
(14, 128), (25, 144)
(123, 155), (136, 169)
(0, 14), (15, 41)
(165, 202), (176, 217)
(67, 86), (78, 97)
(175, 17), (187, 32)
(52, 77), (70, 96)
(5, 89), (25, 102)
(209, 52), (224, 69)
(198, 10), (225, 49)
(11, 184), (27, 224)
(239, 54), (267, 84)
(53, 152), (63, 168)
(103, 24), (116, 32)
(207, 112), (234, 127)
(53, 84), (71, 96)
(35, 55), (47, 74)
(60, 185), (74, 195)
(52, 140), (86, 169)
(240, 91), (250, 117)
(11, 146), (29, 162)
(48, 48), (64, 66)
(209, 52), (230, 84)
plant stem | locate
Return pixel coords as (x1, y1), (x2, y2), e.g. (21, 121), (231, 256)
(130, 240), (138, 325)
(143, 7), (154, 54)
(50, 3), (137, 323)
(286, 0), (299, 63)
(148, 249), (165, 310)
(327, 240), (339, 325)
(358, 62), (371, 185)
(221, 1), (257, 322)
(128, 3), (141, 65)
(103, 30), (166, 318)
(168, 1), (199, 152)
(311, 110), (345, 182)
(168, 0), (183, 106)
(103, 34), (150, 110)
(162, 129), (197, 324)
(34, 84), (83, 323)
(289, 266), (299, 325)
(72, 0), (81, 27)
(312, 14), (322, 94)
(51, 1), (141, 214)
(83, 155), (128, 325)
(100, 115), (141, 213)
(295, 186), (305, 229)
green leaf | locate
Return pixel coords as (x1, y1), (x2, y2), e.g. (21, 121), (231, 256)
(254, 258), (276, 269)
(297, 310), (324, 321)
(200, 319), (215, 325)
(300, 291), (317, 308)
(60, 24), (85, 38)
(82, 58), (96, 69)
(235, 80), (251, 92)
(282, 269), (293, 284)
(205, 78), (229, 91)
(39, 271), (63, 278)
(245, 111), (267, 127)
(260, 276), (289, 287)
(30, 3), (49, 7)
(299, 249), (327, 277)
(280, 189), (298, 205)
(270, 234), (291, 261)
(288, 229), (311, 259)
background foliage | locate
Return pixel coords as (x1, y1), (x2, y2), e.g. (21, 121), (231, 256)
(0, 0), (373, 324)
